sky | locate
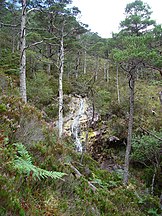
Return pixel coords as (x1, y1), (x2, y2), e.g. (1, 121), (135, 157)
(72, 0), (162, 38)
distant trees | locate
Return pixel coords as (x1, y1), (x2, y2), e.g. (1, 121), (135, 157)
(0, 0), (88, 138)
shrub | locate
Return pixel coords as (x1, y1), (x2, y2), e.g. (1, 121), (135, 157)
(131, 132), (161, 165)
(27, 72), (54, 107)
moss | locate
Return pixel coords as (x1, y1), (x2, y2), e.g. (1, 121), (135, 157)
(0, 103), (7, 113)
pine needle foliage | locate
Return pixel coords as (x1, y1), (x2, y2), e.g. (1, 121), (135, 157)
(13, 143), (66, 180)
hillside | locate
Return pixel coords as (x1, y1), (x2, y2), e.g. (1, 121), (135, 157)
(0, 0), (162, 215)
(0, 58), (162, 215)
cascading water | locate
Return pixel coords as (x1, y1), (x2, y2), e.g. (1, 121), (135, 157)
(71, 98), (84, 152)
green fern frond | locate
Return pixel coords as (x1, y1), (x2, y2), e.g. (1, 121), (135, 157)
(13, 143), (66, 180)
(13, 143), (32, 162)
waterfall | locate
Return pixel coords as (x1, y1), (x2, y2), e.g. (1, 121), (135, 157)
(71, 98), (84, 152)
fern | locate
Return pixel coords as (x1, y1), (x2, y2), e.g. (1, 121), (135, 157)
(13, 143), (66, 180)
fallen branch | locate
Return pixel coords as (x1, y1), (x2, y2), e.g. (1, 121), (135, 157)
(65, 163), (97, 192)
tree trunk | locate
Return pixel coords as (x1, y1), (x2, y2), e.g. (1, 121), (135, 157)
(58, 33), (64, 139)
(20, 0), (27, 103)
(12, 34), (15, 53)
(106, 60), (109, 82)
(104, 59), (109, 82)
(104, 62), (106, 81)
(123, 71), (135, 185)
(67, 62), (71, 81)
(83, 50), (87, 74)
(116, 64), (120, 104)
(136, 68), (139, 80)
(47, 63), (51, 75)
(94, 55), (99, 81)
(159, 91), (162, 105)
(75, 51), (80, 79)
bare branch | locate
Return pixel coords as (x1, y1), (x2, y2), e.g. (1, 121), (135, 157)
(0, 22), (20, 28)
(27, 8), (42, 14)
(65, 163), (97, 192)
(140, 127), (162, 141)
(145, 64), (162, 76)
(25, 40), (43, 49)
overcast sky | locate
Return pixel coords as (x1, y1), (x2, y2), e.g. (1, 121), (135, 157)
(72, 0), (162, 38)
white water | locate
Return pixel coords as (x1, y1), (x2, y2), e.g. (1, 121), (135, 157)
(71, 98), (84, 152)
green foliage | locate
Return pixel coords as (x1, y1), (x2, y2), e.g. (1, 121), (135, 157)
(112, 34), (155, 66)
(120, 0), (155, 35)
(148, 208), (160, 216)
(27, 72), (54, 106)
(95, 88), (111, 115)
(131, 132), (161, 164)
(131, 131), (161, 192)
(0, 50), (19, 71)
(149, 80), (162, 86)
(4, 68), (19, 76)
(0, 103), (7, 113)
(13, 143), (66, 180)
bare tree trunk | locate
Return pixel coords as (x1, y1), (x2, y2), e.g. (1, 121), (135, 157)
(104, 62), (106, 81)
(46, 38), (52, 75)
(159, 91), (162, 105)
(104, 59), (109, 82)
(58, 33), (64, 139)
(47, 63), (51, 75)
(151, 171), (156, 195)
(83, 50), (87, 74)
(75, 51), (80, 79)
(116, 64), (120, 104)
(94, 56), (99, 81)
(136, 68), (139, 80)
(106, 60), (109, 82)
(67, 62), (71, 81)
(12, 34), (15, 53)
(123, 71), (135, 185)
(20, 0), (27, 103)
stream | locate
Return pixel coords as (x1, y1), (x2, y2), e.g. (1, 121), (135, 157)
(71, 98), (84, 152)
(63, 95), (99, 153)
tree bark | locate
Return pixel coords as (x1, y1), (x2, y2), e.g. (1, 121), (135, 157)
(94, 55), (99, 81)
(58, 32), (64, 139)
(75, 51), (80, 79)
(159, 91), (162, 105)
(47, 63), (51, 75)
(104, 62), (106, 81)
(123, 71), (135, 185)
(83, 50), (87, 74)
(20, 0), (27, 103)
(116, 64), (120, 104)
(106, 60), (109, 82)
(104, 59), (109, 82)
